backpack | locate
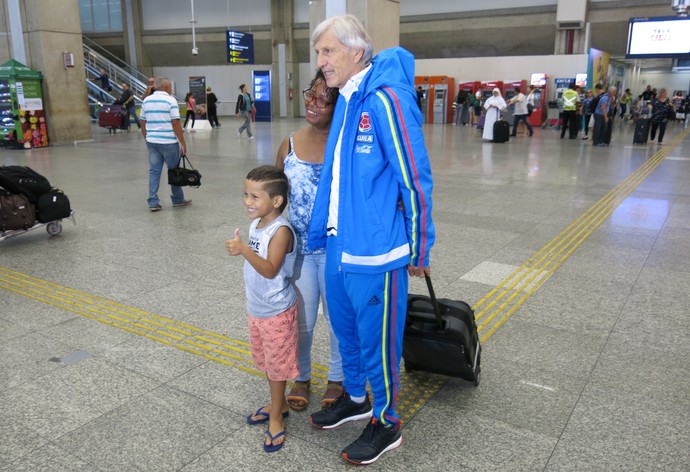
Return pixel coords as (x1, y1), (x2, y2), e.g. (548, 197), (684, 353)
(0, 166), (52, 203)
(587, 93), (603, 114)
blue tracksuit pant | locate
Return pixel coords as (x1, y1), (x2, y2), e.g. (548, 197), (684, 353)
(325, 236), (408, 428)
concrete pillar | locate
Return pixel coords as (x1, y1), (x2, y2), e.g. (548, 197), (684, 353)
(271, 0), (300, 118)
(122, 0), (151, 76)
(554, 29), (585, 55)
(309, 0), (400, 70)
(20, 0), (92, 144)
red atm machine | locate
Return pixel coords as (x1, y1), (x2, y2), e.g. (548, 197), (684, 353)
(481, 81), (504, 101)
(503, 80), (527, 123)
(415, 75), (455, 124)
(503, 80), (527, 100)
(458, 81), (481, 95)
(528, 73), (548, 127)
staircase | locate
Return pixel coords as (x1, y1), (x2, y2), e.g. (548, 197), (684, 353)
(83, 36), (182, 119)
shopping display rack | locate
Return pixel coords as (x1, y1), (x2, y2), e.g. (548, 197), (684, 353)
(0, 211), (76, 241)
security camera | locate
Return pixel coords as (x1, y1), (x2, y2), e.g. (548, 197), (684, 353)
(192, 47), (199, 56)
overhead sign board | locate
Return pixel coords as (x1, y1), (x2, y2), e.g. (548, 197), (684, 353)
(226, 30), (254, 64)
(627, 16), (690, 58)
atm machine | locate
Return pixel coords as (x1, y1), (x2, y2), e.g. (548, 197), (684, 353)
(481, 81), (504, 102)
(458, 81), (481, 95)
(554, 78), (575, 107)
(502, 80), (527, 124)
(528, 73), (548, 127)
(432, 84), (448, 124)
(415, 75), (455, 124)
(414, 76), (430, 122)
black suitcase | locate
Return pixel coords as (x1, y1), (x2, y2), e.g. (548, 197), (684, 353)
(36, 189), (71, 223)
(403, 276), (481, 385)
(492, 109), (510, 143)
(633, 118), (650, 145)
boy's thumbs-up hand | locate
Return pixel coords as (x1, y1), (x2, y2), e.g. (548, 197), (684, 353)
(225, 227), (244, 256)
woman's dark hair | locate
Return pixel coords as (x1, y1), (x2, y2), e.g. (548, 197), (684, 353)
(239, 84), (246, 91)
(184, 92), (192, 101)
(246, 165), (289, 213)
(309, 69), (339, 105)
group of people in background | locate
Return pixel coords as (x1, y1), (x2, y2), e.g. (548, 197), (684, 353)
(453, 85), (537, 141)
(96, 72), (244, 135)
(585, 84), (685, 146)
(451, 79), (687, 146)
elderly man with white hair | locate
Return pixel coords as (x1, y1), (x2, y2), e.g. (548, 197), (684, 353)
(306, 14), (435, 465)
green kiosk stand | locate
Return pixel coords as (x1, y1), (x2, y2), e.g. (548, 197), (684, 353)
(0, 59), (48, 149)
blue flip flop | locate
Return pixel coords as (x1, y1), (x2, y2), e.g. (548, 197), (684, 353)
(246, 407), (289, 425)
(264, 429), (286, 453)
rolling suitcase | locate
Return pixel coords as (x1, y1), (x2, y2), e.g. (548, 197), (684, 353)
(633, 118), (650, 145)
(493, 109), (510, 143)
(99, 105), (127, 132)
(476, 113), (486, 130)
(403, 275), (481, 385)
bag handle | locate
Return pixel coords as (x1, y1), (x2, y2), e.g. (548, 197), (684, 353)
(178, 153), (196, 170)
(423, 274), (444, 330)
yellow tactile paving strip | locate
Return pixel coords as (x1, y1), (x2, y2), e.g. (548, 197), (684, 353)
(474, 128), (689, 343)
(0, 266), (443, 421)
(1, 127), (687, 422)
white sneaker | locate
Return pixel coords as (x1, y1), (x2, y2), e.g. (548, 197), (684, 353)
(248, 136), (255, 140)
(237, 129), (242, 137)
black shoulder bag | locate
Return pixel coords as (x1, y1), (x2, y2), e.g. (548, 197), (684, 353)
(168, 154), (202, 188)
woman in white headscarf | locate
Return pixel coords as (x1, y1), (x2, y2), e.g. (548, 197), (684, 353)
(482, 88), (507, 141)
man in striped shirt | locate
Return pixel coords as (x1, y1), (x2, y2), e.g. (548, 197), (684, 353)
(140, 77), (191, 212)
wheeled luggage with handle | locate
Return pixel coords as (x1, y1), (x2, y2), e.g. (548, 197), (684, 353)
(403, 275), (481, 385)
(633, 118), (650, 145)
(493, 121), (510, 143)
(99, 104), (127, 132)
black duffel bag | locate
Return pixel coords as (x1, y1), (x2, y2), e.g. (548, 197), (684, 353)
(0, 166), (52, 203)
(168, 154), (201, 188)
(36, 189), (71, 223)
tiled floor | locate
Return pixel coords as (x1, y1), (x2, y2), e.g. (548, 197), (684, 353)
(1, 116), (689, 471)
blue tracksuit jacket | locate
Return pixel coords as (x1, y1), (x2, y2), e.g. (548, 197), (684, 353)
(307, 47), (435, 273)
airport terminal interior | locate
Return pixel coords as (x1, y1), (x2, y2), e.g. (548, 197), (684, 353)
(2, 0), (690, 471)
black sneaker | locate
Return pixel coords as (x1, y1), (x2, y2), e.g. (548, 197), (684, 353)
(309, 392), (372, 430)
(341, 418), (402, 465)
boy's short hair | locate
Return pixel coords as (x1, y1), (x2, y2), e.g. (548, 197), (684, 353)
(246, 165), (289, 213)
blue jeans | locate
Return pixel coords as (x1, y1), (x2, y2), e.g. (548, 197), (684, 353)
(292, 252), (343, 382)
(146, 142), (185, 207)
(592, 114), (607, 145)
(126, 107), (140, 129)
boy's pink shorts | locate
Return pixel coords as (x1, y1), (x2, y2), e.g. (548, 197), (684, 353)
(248, 303), (299, 381)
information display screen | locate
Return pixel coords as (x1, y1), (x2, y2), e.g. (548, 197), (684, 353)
(226, 30), (254, 64)
(627, 17), (690, 58)
(189, 76), (206, 107)
(530, 73), (547, 87)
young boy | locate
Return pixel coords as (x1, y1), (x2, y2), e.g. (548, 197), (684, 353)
(225, 165), (298, 453)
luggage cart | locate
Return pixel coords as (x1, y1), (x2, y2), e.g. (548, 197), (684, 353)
(0, 211), (76, 241)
